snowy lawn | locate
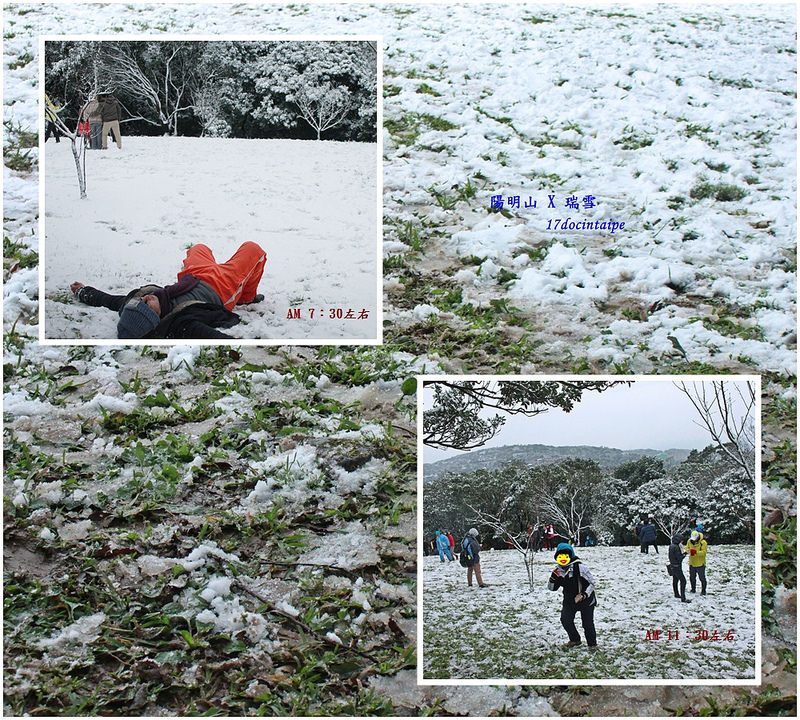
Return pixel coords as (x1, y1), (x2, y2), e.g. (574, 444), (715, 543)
(43, 136), (378, 341)
(422, 546), (757, 681)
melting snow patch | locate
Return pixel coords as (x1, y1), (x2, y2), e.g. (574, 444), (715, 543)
(57, 520), (93, 542)
(162, 345), (202, 371)
(37, 613), (106, 652)
(299, 521), (381, 571)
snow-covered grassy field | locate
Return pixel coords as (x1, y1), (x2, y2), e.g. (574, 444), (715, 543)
(43, 136), (378, 341)
(3, 2), (796, 716)
(422, 546), (757, 681)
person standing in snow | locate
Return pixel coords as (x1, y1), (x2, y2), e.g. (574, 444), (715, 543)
(668, 534), (692, 602)
(83, 95), (103, 150)
(44, 94), (61, 143)
(547, 542), (598, 650)
(686, 530), (708, 595)
(435, 530), (454, 563)
(462, 528), (486, 587)
(447, 530), (455, 558)
(639, 520), (658, 554)
(544, 524), (556, 551)
(70, 241), (266, 339)
(99, 93), (122, 149)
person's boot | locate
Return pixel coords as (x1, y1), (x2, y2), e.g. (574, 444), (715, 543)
(681, 597), (692, 603)
(563, 640), (581, 648)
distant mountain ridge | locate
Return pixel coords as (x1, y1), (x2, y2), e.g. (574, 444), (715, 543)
(424, 444), (691, 482)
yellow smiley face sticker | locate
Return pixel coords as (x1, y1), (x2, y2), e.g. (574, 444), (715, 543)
(556, 553), (571, 566)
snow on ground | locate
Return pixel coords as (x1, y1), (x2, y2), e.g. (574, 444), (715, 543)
(43, 137), (378, 340)
(2, 1), (796, 716)
(422, 546), (757, 681)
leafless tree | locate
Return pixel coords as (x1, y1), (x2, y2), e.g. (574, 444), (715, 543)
(465, 503), (538, 590)
(46, 93), (104, 199)
(101, 42), (199, 135)
(675, 381), (756, 482)
(293, 83), (351, 140)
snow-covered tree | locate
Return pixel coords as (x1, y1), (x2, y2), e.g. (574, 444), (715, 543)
(527, 458), (604, 545)
(99, 41), (202, 135)
(701, 468), (756, 542)
(292, 81), (351, 140)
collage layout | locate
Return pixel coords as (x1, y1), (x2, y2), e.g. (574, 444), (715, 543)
(3, 3), (796, 717)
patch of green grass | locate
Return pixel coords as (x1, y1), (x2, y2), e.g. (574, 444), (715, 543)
(719, 77), (754, 89)
(3, 119), (37, 173)
(667, 195), (686, 210)
(384, 112), (458, 145)
(383, 85), (402, 98)
(689, 181), (748, 202)
(522, 15), (552, 23)
(4, 235), (38, 271)
(416, 83), (441, 97)
(7, 51), (33, 70)
(613, 126), (653, 150)
(704, 160), (730, 172)
(698, 316), (764, 342)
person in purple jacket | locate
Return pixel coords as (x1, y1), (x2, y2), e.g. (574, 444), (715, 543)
(70, 242), (265, 339)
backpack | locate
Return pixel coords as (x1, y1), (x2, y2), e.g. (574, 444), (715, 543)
(459, 537), (474, 567)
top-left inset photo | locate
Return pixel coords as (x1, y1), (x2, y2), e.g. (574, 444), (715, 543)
(40, 36), (381, 344)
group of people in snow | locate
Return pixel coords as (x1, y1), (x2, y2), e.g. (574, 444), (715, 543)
(525, 523), (557, 552)
(44, 93), (123, 149)
(434, 521), (711, 652)
(433, 530), (456, 562)
(71, 241), (267, 339)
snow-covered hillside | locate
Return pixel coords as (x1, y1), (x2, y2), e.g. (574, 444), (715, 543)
(43, 136), (378, 341)
(422, 545), (757, 681)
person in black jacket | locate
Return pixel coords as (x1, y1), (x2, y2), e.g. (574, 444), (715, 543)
(548, 542), (598, 650)
(668, 534), (692, 603)
(71, 241), (266, 339)
(639, 520), (658, 554)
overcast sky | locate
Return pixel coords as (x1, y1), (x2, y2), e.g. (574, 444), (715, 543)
(422, 379), (755, 463)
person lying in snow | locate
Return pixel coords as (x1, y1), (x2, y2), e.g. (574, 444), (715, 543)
(71, 241), (266, 339)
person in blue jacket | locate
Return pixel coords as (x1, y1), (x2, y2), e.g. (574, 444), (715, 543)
(548, 542), (598, 650)
(639, 520), (659, 554)
(435, 530), (454, 563)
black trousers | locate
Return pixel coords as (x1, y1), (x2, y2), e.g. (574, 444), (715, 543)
(560, 602), (596, 646)
(689, 565), (707, 593)
(672, 567), (687, 598)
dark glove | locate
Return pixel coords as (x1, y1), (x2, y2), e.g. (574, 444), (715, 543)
(549, 569), (561, 586)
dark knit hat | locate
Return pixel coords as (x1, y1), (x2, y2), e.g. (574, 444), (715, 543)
(554, 542), (575, 561)
(117, 299), (160, 339)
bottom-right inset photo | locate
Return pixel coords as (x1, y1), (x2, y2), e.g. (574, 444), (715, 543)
(418, 376), (759, 684)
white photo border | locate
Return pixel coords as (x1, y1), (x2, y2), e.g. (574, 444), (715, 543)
(416, 373), (762, 686)
(38, 33), (383, 347)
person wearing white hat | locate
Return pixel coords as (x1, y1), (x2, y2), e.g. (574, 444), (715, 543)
(686, 530), (708, 595)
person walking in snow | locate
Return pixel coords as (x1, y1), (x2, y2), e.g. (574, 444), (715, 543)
(447, 530), (455, 557)
(686, 530), (708, 595)
(634, 520), (644, 551)
(462, 528), (486, 587)
(547, 542), (598, 650)
(435, 530), (454, 563)
(70, 241), (266, 339)
(668, 534), (692, 603)
(639, 520), (658, 554)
